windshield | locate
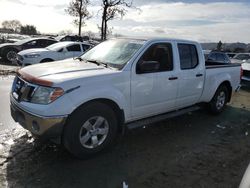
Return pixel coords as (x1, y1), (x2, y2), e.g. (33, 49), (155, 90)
(14, 38), (35, 45)
(80, 39), (145, 69)
(55, 36), (65, 41)
(46, 43), (67, 51)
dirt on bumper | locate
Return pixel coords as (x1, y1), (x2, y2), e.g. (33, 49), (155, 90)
(10, 100), (67, 140)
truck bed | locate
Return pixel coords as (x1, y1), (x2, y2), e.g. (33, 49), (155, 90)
(199, 61), (241, 103)
(205, 61), (241, 69)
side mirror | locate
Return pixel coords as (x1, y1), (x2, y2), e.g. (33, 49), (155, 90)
(137, 61), (160, 74)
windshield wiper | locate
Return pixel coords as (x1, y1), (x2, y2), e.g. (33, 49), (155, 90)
(86, 59), (109, 68)
(74, 58), (112, 68)
(74, 56), (84, 61)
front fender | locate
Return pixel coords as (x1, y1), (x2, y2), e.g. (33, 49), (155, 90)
(66, 85), (130, 120)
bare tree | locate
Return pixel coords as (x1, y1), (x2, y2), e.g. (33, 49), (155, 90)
(85, 31), (96, 39)
(217, 40), (223, 51)
(20, 25), (38, 35)
(2, 20), (22, 33)
(59, 29), (73, 35)
(101, 0), (133, 40)
(66, 0), (91, 36)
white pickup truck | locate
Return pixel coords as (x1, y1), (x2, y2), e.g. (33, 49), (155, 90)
(10, 38), (241, 158)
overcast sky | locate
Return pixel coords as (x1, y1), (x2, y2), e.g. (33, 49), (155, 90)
(0, 0), (249, 42)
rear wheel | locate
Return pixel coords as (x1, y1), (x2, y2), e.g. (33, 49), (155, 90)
(63, 102), (118, 158)
(209, 85), (229, 114)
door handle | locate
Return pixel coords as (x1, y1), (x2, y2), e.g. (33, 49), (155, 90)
(168, 77), (178, 80)
(196, 74), (203, 77)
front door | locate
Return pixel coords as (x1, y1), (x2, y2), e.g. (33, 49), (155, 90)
(131, 42), (178, 119)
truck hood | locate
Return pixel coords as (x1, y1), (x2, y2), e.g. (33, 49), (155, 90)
(19, 48), (49, 55)
(19, 59), (117, 85)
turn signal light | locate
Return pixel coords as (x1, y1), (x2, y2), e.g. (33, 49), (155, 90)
(50, 88), (64, 102)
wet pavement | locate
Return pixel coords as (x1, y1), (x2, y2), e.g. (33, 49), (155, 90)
(0, 61), (19, 76)
(0, 76), (17, 131)
(0, 76), (250, 187)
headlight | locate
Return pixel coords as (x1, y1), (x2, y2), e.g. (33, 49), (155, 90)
(31, 86), (64, 104)
(24, 54), (40, 58)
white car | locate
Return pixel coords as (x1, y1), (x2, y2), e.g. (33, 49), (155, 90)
(242, 60), (250, 82)
(17, 41), (92, 66)
(231, 53), (250, 64)
(10, 38), (241, 158)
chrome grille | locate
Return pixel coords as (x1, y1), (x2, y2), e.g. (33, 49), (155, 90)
(12, 76), (36, 102)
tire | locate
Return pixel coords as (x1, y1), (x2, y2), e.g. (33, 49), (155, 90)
(40, 58), (54, 63)
(209, 85), (229, 115)
(3, 48), (18, 63)
(63, 102), (118, 159)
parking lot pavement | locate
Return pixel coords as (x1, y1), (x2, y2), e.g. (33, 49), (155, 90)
(0, 60), (20, 75)
(0, 84), (249, 187)
(0, 76), (17, 132)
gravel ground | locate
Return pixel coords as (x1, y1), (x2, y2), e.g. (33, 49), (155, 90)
(0, 84), (249, 188)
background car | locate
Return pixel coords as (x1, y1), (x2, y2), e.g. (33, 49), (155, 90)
(17, 41), (92, 66)
(226, 52), (237, 58)
(206, 51), (231, 64)
(203, 50), (211, 60)
(241, 59), (250, 83)
(231, 53), (250, 64)
(55, 35), (87, 42)
(0, 37), (57, 62)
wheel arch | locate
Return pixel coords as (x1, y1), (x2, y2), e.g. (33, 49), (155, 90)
(40, 58), (54, 63)
(68, 98), (125, 132)
(217, 81), (232, 102)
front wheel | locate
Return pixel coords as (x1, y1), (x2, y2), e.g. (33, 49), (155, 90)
(208, 85), (229, 115)
(4, 49), (18, 62)
(63, 102), (118, 158)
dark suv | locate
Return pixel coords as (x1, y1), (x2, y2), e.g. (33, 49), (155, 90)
(206, 51), (231, 64)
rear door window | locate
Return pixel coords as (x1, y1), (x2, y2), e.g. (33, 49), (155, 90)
(67, 44), (81, 52)
(82, 44), (91, 51)
(38, 39), (50, 47)
(178, 44), (199, 69)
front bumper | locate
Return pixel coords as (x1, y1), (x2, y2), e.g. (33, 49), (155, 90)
(10, 100), (67, 140)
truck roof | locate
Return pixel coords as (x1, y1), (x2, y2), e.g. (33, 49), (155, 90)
(114, 36), (198, 44)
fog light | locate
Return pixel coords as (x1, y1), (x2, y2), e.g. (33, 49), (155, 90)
(32, 121), (40, 132)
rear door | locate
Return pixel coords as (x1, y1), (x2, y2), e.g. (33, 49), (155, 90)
(66, 44), (82, 58)
(175, 43), (205, 108)
(131, 42), (178, 119)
